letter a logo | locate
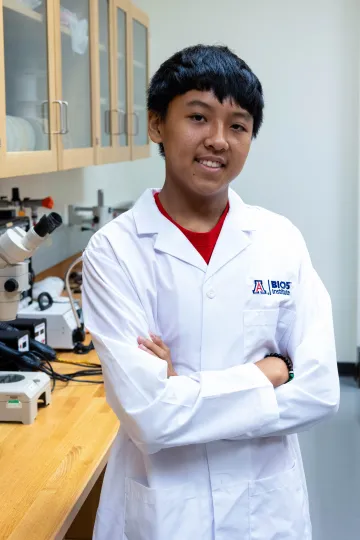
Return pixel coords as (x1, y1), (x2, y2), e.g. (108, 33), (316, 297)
(253, 280), (267, 294)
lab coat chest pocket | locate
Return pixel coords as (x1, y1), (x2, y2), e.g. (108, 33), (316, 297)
(249, 462), (308, 539)
(123, 478), (201, 540)
(243, 308), (295, 362)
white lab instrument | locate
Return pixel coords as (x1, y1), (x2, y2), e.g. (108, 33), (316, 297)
(0, 213), (62, 423)
(0, 187), (55, 225)
(32, 276), (65, 300)
(0, 217), (32, 310)
(68, 189), (132, 232)
(19, 255), (84, 350)
(0, 212), (62, 320)
(0, 372), (51, 424)
(18, 300), (80, 350)
(82, 188), (340, 540)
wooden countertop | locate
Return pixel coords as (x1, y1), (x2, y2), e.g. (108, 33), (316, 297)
(0, 344), (119, 540)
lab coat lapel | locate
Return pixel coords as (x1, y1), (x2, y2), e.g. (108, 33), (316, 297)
(205, 189), (256, 282)
(132, 189), (207, 272)
(154, 226), (207, 271)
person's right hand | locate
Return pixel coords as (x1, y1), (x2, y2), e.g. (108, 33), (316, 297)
(137, 333), (178, 378)
(255, 356), (289, 388)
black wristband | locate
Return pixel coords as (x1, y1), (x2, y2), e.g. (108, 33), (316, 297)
(264, 353), (294, 383)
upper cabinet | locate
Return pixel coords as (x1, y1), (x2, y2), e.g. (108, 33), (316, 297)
(0, 0), (150, 179)
(55, 0), (96, 170)
(0, 0), (58, 177)
(130, 3), (149, 160)
(95, 0), (116, 164)
(95, 0), (131, 165)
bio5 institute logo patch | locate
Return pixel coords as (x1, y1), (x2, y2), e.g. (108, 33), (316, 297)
(253, 280), (291, 296)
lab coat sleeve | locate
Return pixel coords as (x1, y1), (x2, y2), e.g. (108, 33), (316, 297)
(235, 227), (340, 440)
(82, 245), (280, 454)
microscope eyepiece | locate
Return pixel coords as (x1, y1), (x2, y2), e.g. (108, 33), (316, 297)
(34, 212), (62, 237)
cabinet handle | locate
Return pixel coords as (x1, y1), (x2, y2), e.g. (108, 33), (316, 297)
(131, 112), (139, 136)
(61, 101), (69, 135)
(41, 100), (62, 135)
(104, 110), (111, 134)
(119, 110), (126, 135)
(123, 112), (138, 136)
(111, 109), (125, 135)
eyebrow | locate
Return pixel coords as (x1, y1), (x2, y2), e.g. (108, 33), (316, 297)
(185, 100), (252, 122)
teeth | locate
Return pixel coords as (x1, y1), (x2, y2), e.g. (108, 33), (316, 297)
(198, 160), (222, 168)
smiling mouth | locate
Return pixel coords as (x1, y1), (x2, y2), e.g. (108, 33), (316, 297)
(195, 159), (225, 170)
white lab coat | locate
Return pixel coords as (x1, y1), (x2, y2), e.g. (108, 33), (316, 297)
(82, 188), (339, 540)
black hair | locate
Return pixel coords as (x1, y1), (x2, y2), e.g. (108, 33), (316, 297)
(147, 44), (264, 157)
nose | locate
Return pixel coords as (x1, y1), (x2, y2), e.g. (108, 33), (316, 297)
(204, 121), (229, 152)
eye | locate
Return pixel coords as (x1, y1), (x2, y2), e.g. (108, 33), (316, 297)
(232, 124), (246, 133)
(190, 114), (206, 123)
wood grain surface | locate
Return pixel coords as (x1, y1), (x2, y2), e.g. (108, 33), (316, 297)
(0, 345), (119, 540)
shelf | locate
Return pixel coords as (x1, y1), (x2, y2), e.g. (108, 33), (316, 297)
(3, 0), (71, 35)
(99, 44), (124, 61)
(133, 104), (146, 112)
(133, 59), (145, 69)
(99, 100), (126, 109)
(3, 0), (42, 22)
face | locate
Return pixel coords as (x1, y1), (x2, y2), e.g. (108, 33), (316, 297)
(148, 90), (254, 198)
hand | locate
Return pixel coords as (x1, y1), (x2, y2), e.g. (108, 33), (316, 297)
(255, 356), (289, 388)
(137, 333), (178, 377)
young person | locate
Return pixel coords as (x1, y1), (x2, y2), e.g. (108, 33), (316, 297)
(83, 44), (339, 540)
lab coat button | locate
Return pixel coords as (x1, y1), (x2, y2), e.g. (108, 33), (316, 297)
(207, 289), (216, 299)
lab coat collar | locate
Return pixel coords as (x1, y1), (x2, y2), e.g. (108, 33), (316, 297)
(132, 188), (256, 277)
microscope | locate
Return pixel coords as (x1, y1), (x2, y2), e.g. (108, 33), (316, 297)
(68, 189), (132, 231)
(0, 213), (62, 423)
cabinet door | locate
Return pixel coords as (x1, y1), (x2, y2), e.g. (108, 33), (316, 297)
(55, 0), (96, 170)
(94, 0), (115, 164)
(129, 4), (149, 160)
(0, 0), (58, 178)
(113, 0), (131, 161)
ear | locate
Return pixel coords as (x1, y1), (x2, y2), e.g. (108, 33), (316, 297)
(148, 111), (164, 144)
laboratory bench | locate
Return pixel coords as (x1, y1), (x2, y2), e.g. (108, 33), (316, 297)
(0, 339), (119, 540)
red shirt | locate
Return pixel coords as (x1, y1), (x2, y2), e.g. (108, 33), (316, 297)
(154, 192), (230, 264)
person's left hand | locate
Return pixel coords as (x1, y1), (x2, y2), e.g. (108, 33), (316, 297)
(137, 333), (178, 377)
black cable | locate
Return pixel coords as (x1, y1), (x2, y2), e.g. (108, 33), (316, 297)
(36, 363), (103, 384)
(18, 350), (103, 385)
(36, 364), (58, 391)
(24, 352), (58, 391)
(0, 339), (104, 385)
(73, 340), (95, 355)
(0, 356), (16, 368)
(52, 373), (103, 384)
(26, 351), (43, 363)
(29, 350), (102, 377)
(42, 358), (56, 392)
(52, 358), (101, 369)
(65, 368), (102, 377)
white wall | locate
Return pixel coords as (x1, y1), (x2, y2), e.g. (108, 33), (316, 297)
(0, 159), (162, 219)
(0, 0), (358, 363)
